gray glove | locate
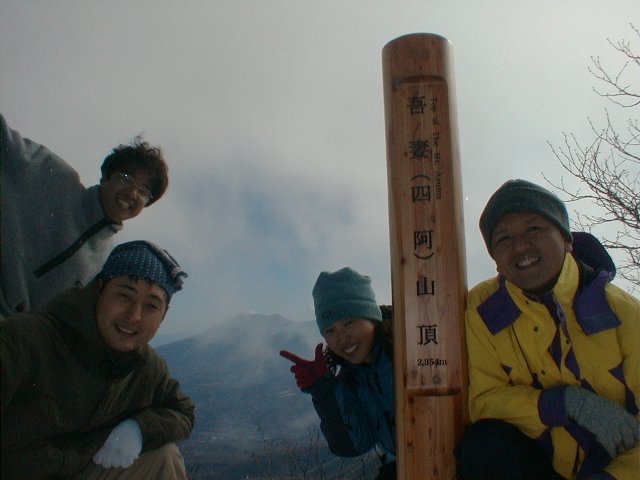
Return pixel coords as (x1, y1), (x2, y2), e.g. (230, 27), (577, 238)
(564, 386), (638, 458)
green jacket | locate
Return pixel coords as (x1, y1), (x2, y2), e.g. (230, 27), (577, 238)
(466, 253), (639, 479)
(0, 284), (195, 479)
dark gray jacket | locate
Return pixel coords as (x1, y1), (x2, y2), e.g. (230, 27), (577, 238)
(1, 114), (120, 317)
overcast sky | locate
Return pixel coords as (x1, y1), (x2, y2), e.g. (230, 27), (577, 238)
(1, 1), (637, 340)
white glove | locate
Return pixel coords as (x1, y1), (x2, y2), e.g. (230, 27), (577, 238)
(93, 419), (143, 468)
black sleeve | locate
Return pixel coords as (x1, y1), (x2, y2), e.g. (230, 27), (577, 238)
(308, 375), (362, 457)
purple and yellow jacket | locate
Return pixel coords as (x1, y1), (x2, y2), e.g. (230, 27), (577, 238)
(466, 248), (639, 479)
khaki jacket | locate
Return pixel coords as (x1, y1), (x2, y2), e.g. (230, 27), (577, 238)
(0, 284), (195, 479)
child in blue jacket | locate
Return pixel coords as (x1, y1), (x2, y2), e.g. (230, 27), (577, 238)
(280, 267), (396, 479)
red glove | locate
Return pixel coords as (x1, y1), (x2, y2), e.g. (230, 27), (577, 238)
(279, 343), (329, 390)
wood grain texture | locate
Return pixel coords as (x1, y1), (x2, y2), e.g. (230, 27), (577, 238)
(382, 33), (469, 480)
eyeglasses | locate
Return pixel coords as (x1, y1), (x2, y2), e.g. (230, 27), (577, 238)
(116, 172), (154, 204)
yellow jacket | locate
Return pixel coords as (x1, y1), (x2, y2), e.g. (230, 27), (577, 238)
(466, 254), (639, 479)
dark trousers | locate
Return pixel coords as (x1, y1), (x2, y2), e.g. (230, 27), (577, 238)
(455, 419), (566, 480)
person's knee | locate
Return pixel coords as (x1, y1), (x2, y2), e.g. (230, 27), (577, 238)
(456, 419), (563, 480)
(149, 442), (181, 458)
(456, 420), (524, 477)
(71, 443), (187, 480)
(136, 443), (187, 478)
(458, 420), (517, 456)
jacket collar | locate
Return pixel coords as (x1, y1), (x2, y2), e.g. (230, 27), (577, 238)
(477, 254), (620, 335)
(46, 282), (144, 378)
(340, 343), (388, 375)
(573, 269), (620, 334)
(476, 276), (520, 335)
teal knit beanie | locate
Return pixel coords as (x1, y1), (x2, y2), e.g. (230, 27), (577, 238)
(312, 267), (382, 335)
(480, 179), (572, 255)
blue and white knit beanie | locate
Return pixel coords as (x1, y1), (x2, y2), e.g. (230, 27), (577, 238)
(312, 267), (382, 335)
(99, 240), (187, 298)
(480, 179), (572, 256)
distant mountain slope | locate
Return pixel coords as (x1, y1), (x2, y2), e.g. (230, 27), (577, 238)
(157, 314), (321, 435)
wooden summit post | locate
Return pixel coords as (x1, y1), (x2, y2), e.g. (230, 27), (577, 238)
(382, 33), (469, 479)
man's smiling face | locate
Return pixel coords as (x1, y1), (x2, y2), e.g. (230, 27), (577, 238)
(99, 169), (153, 223)
(95, 276), (168, 352)
(490, 212), (572, 295)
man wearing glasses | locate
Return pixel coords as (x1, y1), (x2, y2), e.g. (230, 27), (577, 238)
(0, 114), (169, 318)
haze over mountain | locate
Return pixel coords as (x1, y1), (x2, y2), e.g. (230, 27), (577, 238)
(158, 313), (319, 440)
(156, 313), (379, 478)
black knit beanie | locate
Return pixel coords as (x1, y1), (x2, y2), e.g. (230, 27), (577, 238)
(480, 179), (572, 255)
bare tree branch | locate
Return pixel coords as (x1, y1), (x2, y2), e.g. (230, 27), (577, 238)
(589, 24), (640, 107)
(546, 24), (640, 290)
